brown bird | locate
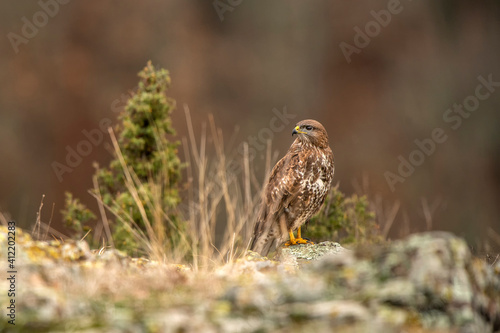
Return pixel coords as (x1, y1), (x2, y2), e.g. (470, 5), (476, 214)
(250, 119), (335, 256)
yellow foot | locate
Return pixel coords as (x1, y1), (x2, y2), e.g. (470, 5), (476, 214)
(284, 227), (314, 246)
(284, 238), (314, 246)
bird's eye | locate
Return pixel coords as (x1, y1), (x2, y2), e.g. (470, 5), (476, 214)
(305, 125), (313, 131)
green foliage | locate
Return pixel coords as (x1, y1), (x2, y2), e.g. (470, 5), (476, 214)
(308, 185), (383, 245)
(61, 192), (96, 239)
(63, 61), (184, 255)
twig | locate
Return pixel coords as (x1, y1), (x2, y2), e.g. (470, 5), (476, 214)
(92, 175), (115, 248)
(32, 194), (45, 240)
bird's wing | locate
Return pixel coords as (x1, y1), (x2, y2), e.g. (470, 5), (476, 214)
(253, 150), (314, 240)
(269, 154), (303, 213)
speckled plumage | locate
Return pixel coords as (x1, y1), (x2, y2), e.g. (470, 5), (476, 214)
(250, 119), (335, 256)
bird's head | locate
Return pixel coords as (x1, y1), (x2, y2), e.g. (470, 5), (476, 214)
(292, 119), (329, 148)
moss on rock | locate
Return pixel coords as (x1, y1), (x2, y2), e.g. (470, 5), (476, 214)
(2, 227), (498, 332)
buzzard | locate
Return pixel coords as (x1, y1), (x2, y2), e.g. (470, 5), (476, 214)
(250, 119), (335, 256)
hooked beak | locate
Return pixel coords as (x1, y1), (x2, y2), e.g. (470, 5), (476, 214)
(292, 125), (306, 136)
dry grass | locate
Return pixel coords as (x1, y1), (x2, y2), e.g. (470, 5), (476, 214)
(60, 107), (274, 271)
(0, 109), (278, 274)
(181, 106), (268, 270)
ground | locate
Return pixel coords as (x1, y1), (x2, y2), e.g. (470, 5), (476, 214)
(1, 227), (499, 332)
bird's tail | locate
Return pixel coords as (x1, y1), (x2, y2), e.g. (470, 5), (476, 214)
(250, 222), (277, 256)
(249, 210), (285, 256)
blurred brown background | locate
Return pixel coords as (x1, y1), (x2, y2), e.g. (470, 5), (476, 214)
(1, 1), (499, 249)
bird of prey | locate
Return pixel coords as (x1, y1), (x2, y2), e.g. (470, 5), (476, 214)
(250, 119), (335, 256)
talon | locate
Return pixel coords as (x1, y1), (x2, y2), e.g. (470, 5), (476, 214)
(284, 227), (314, 247)
(284, 237), (314, 246)
(296, 237), (314, 245)
(302, 237), (314, 244)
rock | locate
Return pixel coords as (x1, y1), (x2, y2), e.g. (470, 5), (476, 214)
(310, 232), (500, 331)
(281, 241), (347, 262)
(1, 227), (498, 332)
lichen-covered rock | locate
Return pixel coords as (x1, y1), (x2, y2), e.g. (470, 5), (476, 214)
(0, 227), (498, 332)
(282, 241), (347, 262)
(309, 232), (500, 331)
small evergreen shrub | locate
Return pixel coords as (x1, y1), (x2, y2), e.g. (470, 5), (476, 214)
(62, 61), (184, 255)
(308, 185), (383, 245)
(61, 192), (96, 240)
